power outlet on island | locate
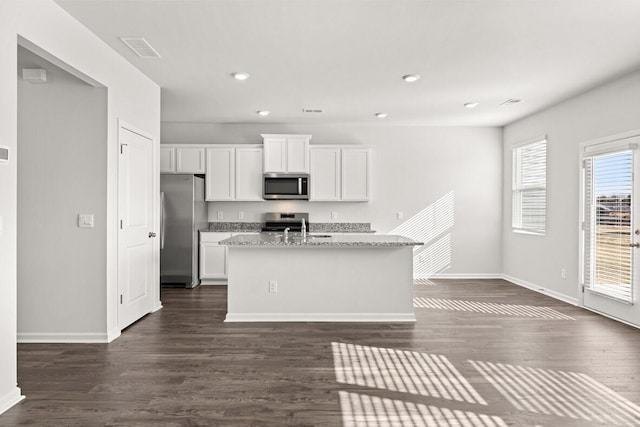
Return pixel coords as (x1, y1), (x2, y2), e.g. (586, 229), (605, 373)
(269, 280), (278, 293)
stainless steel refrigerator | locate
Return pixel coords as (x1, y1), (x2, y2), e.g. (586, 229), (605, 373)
(160, 174), (208, 288)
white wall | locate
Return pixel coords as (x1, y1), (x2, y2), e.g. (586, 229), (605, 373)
(162, 123), (504, 278)
(0, 0), (160, 414)
(502, 68), (640, 302)
(17, 47), (108, 338)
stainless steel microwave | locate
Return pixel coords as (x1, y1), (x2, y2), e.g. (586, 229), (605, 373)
(263, 174), (309, 200)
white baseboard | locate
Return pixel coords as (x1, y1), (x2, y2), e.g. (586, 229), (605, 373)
(17, 332), (109, 344)
(107, 328), (121, 343)
(502, 274), (579, 306)
(151, 302), (163, 313)
(0, 387), (24, 415)
(225, 313), (416, 323)
(427, 273), (503, 279)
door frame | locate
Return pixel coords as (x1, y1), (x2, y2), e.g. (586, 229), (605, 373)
(578, 128), (640, 328)
(113, 119), (161, 337)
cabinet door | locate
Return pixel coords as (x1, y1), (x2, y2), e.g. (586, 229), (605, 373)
(309, 148), (341, 201)
(263, 137), (287, 173)
(160, 146), (176, 173)
(235, 147), (264, 201)
(200, 243), (228, 279)
(205, 147), (235, 201)
(176, 147), (205, 173)
(342, 148), (371, 201)
(286, 136), (309, 173)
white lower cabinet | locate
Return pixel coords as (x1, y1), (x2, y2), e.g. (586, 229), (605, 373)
(200, 232), (233, 283)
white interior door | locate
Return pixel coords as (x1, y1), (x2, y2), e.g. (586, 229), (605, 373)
(582, 135), (640, 327)
(118, 125), (155, 329)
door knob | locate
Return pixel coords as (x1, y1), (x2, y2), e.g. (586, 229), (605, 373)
(149, 232), (157, 238)
(629, 242), (640, 248)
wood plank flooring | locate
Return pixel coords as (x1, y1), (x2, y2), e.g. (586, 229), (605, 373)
(2, 279), (640, 426)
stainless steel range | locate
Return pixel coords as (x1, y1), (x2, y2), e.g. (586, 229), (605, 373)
(261, 212), (310, 233)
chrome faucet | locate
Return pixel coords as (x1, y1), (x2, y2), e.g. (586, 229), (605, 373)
(284, 227), (290, 240)
(301, 218), (306, 239)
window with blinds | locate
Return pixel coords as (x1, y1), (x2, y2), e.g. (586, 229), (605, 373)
(512, 138), (547, 234)
(583, 150), (633, 302)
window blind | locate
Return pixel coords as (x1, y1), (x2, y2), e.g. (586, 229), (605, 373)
(583, 150), (633, 303)
(512, 139), (547, 234)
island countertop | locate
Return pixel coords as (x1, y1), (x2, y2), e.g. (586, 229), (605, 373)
(219, 233), (423, 247)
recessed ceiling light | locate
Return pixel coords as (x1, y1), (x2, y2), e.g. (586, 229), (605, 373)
(402, 74), (420, 83)
(232, 72), (250, 81)
(464, 102), (479, 109)
(257, 110), (270, 116)
(501, 98), (522, 105)
(375, 112), (388, 118)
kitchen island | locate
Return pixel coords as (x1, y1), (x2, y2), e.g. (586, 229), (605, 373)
(219, 233), (423, 322)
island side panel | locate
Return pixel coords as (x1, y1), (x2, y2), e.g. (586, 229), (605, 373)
(225, 246), (415, 322)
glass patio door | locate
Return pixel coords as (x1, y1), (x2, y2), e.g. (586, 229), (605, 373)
(582, 135), (640, 326)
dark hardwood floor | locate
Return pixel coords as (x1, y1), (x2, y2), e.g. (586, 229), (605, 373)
(2, 279), (640, 426)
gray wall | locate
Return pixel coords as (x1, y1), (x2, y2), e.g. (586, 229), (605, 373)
(502, 68), (640, 302)
(162, 123), (503, 277)
(17, 47), (108, 337)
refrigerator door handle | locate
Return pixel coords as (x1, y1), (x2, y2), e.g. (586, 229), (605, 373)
(160, 191), (166, 250)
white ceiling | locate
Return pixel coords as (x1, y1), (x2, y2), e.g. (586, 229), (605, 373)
(55, 0), (640, 127)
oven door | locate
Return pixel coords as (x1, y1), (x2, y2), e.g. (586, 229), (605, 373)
(263, 175), (309, 200)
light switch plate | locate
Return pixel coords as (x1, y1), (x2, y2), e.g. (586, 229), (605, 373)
(78, 214), (94, 228)
(0, 146), (9, 164)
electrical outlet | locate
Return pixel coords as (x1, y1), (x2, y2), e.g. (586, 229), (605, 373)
(397, 211), (404, 220)
(331, 211), (338, 220)
(269, 280), (278, 293)
(561, 268), (567, 279)
(238, 211), (244, 220)
(217, 211), (223, 220)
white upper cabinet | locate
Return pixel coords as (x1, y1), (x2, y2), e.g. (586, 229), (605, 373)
(176, 147), (205, 173)
(161, 145), (205, 174)
(310, 146), (371, 202)
(262, 134), (311, 173)
(235, 147), (263, 201)
(206, 147), (235, 201)
(160, 146), (176, 173)
(342, 148), (371, 201)
(205, 145), (263, 201)
(309, 147), (341, 201)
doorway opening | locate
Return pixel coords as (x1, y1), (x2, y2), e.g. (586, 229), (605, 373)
(16, 44), (108, 342)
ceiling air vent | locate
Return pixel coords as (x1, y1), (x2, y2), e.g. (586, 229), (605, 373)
(120, 37), (161, 58)
(302, 109), (323, 113)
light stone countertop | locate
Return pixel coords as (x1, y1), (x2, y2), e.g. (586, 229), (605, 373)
(219, 232), (422, 247)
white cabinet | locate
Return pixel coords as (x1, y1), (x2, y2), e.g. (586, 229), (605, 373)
(310, 147), (341, 201)
(205, 147), (235, 201)
(161, 145), (205, 173)
(160, 146), (176, 173)
(205, 145), (263, 201)
(200, 232), (232, 282)
(309, 146), (371, 202)
(262, 134), (311, 173)
(342, 148), (371, 201)
(235, 147), (263, 201)
(176, 147), (205, 173)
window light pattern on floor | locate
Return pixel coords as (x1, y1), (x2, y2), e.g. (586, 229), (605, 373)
(470, 360), (640, 426)
(413, 297), (574, 320)
(414, 278), (437, 286)
(332, 342), (486, 404)
(339, 391), (507, 427)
